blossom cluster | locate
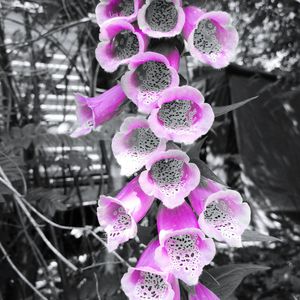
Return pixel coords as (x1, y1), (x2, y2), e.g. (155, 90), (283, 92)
(71, 1), (249, 299)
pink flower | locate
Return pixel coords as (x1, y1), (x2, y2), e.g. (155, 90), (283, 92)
(121, 52), (180, 114)
(95, 0), (142, 26)
(95, 20), (148, 73)
(97, 177), (154, 252)
(137, 0), (185, 38)
(189, 283), (220, 300)
(139, 150), (200, 209)
(121, 240), (181, 300)
(155, 203), (216, 286)
(183, 6), (239, 69)
(112, 116), (167, 177)
(70, 84), (126, 138)
(190, 189), (251, 247)
(148, 86), (215, 144)
(189, 178), (224, 214)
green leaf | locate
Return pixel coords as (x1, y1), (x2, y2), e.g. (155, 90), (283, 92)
(191, 159), (227, 186)
(242, 229), (280, 242)
(213, 96), (259, 117)
(186, 137), (207, 160)
(27, 188), (67, 217)
(201, 264), (269, 299)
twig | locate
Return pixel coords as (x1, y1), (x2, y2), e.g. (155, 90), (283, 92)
(0, 173), (78, 272)
(0, 17), (91, 49)
(0, 167), (131, 270)
(81, 261), (122, 272)
(21, 189), (92, 231)
(89, 231), (131, 268)
(0, 242), (48, 300)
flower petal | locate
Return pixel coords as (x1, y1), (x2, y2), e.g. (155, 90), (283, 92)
(198, 190), (251, 247)
(97, 196), (137, 252)
(71, 84), (127, 137)
(95, 0), (142, 25)
(148, 86), (215, 144)
(112, 116), (166, 176)
(97, 177), (154, 251)
(96, 20), (148, 73)
(139, 150), (200, 208)
(121, 240), (180, 300)
(155, 203), (216, 285)
(121, 52), (180, 114)
(137, 0), (185, 38)
(184, 6), (238, 68)
(189, 178), (224, 215)
(189, 283), (220, 300)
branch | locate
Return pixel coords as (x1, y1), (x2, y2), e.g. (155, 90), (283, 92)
(0, 242), (48, 300)
(89, 231), (131, 268)
(0, 167), (131, 269)
(0, 171), (78, 272)
(0, 17), (92, 49)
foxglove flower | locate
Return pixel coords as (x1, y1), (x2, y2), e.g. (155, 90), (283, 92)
(183, 6), (239, 69)
(96, 0), (141, 26)
(121, 52), (180, 114)
(148, 86), (214, 144)
(137, 0), (185, 38)
(112, 116), (166, 176)
(189, 178), (223, 214)
(189, 283), (220, 300)
(155, 203), (216, 285)
(97, 177), (154, 252)
(96, 20), (148, 73)
(71, 84), (126, 138)
(139, 150), (200, 208)
(121, 240), (180, 300)
(190, 190), (251, 247)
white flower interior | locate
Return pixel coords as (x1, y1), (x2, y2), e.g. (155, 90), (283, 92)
(145, 0), (178, 32)
(136, 61), (171, 92)
(166, 233), (203, 281)
(194, 19), (221, 57)
(158, 100), (196, 129)
(135, 271), (168, 300)
(111, 0), (134, 17)
(113, 30), (139, 60)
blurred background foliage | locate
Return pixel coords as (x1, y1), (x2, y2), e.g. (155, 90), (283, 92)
(0, 0), (300, 299)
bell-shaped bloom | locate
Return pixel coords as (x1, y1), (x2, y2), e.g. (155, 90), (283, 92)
(139, 150), (200, 209)
(189, 283), (220, 300)
(155, 203), (216, 286)
(121, 240), (180, 300)
(190, 190), (251, 247)
(189, 178), (224, 214)
(96, 0), (141, 26)
(121, 52), (180, 114)
(148, 86), (215, 144)
(112, 116), (167, 177)
(183, 6), (239, 69)
(137, 0), (185, 38)
(97, 176), (154, 252)
(71, 84), (127, 138)
(96, 20), (148, 73)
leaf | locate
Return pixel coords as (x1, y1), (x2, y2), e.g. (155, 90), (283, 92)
(201, 264), (270, 299)
(191, 159), (227, 186)
(27, 188), (67, 217)
(179, 74), (187, 85)
(186, 137), (207, 160)
(242, 229), (280, 242)
(213, 96), (259, 118)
